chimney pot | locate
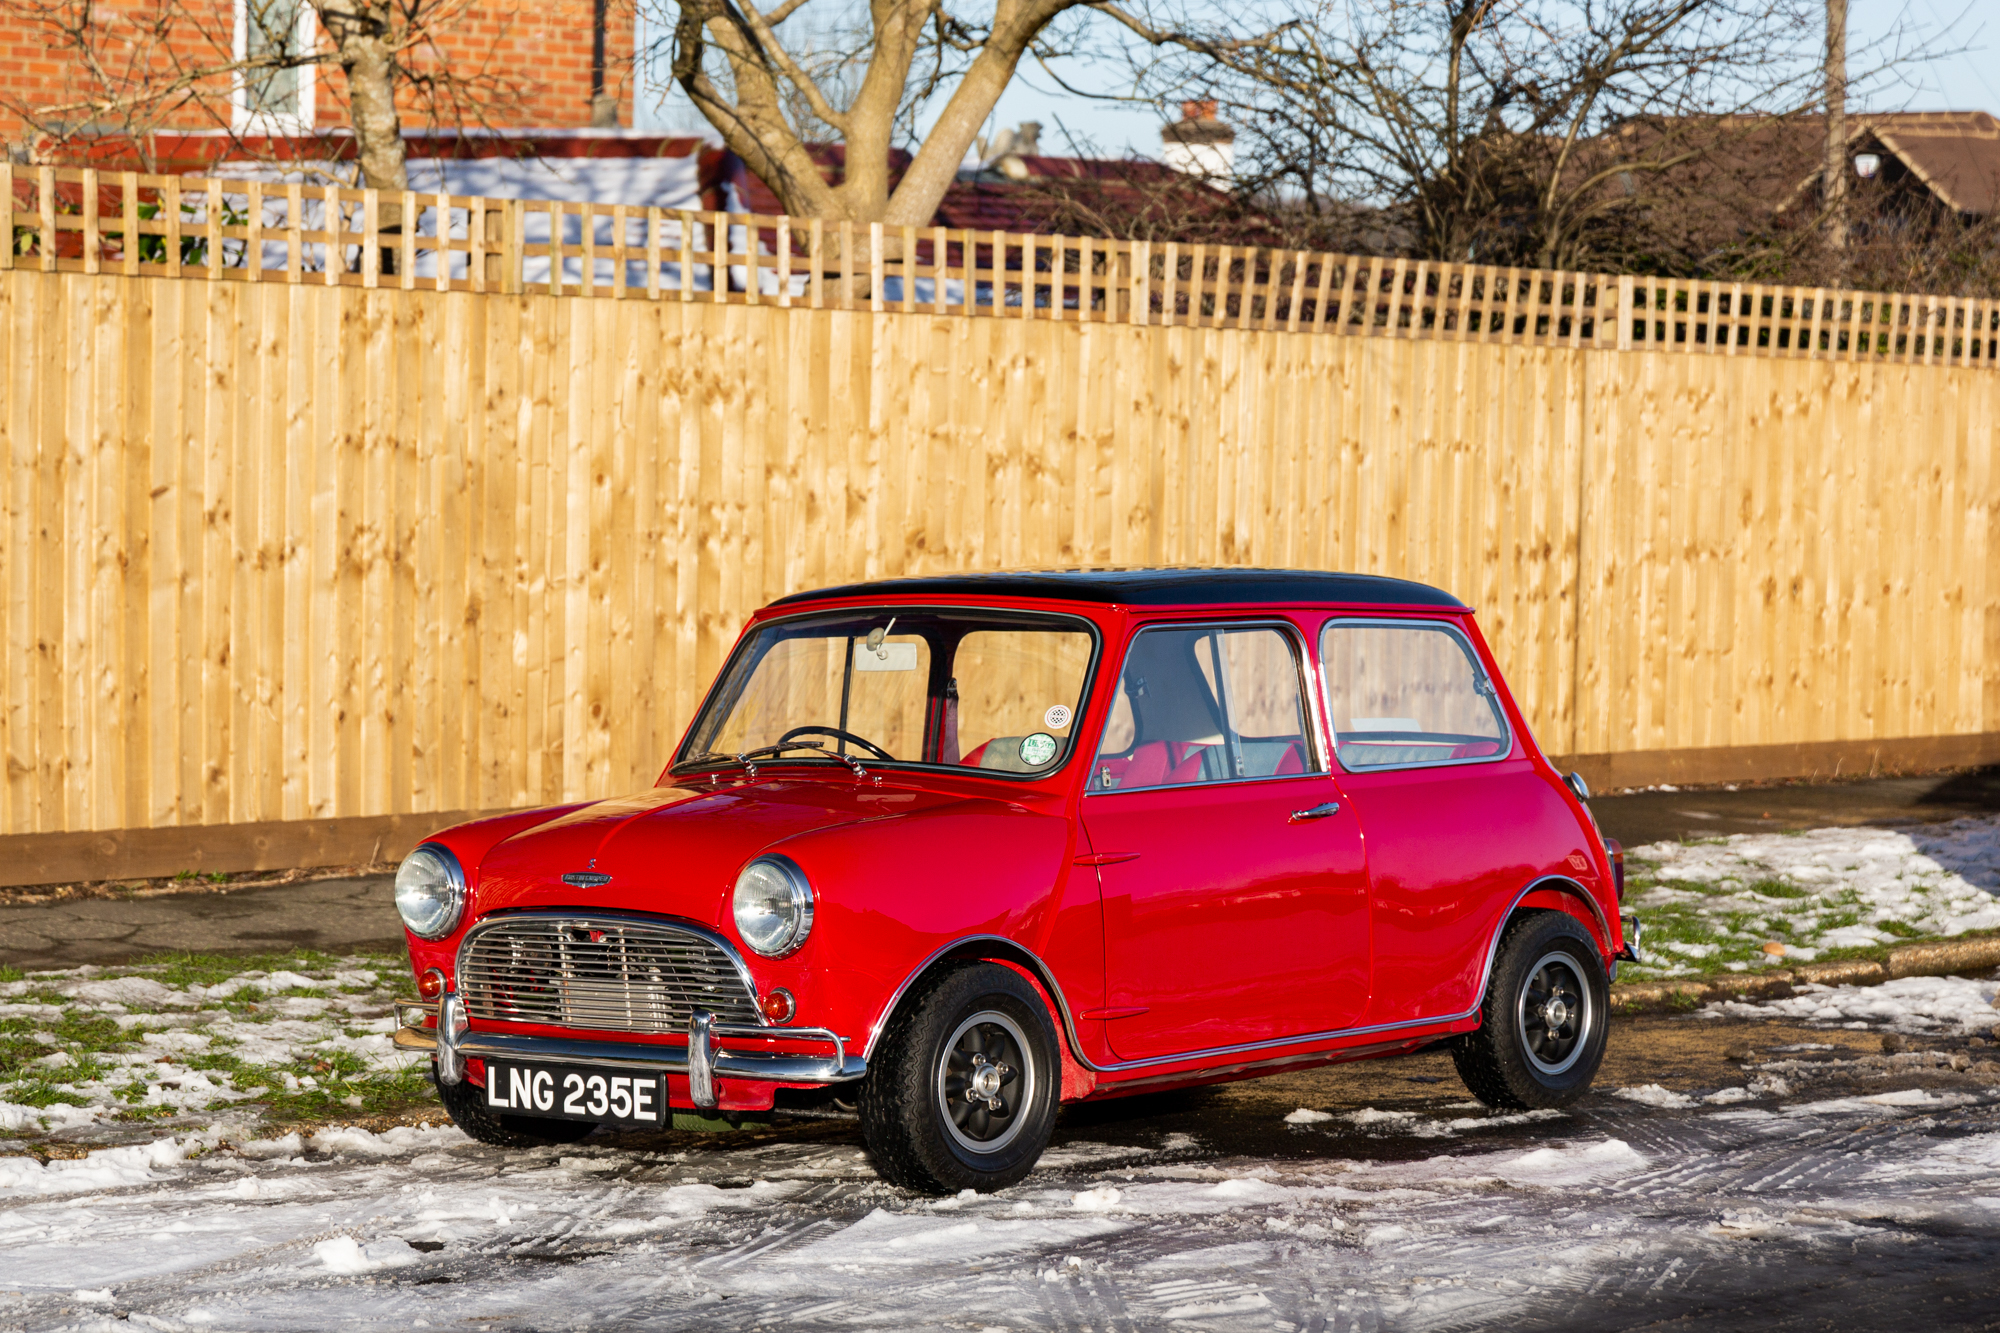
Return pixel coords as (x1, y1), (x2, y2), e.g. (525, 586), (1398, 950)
(1182, 100), (1218, 123)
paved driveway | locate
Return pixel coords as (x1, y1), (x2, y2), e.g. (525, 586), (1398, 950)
(0, 877), (400, 969)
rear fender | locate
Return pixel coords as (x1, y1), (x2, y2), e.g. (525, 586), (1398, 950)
(1514, 878), (1614, 959)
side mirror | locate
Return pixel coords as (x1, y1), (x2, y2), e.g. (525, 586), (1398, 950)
(1563, 770), (1592, 803)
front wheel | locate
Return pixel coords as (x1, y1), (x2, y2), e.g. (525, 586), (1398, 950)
(1452, 911), (1610, 1110)
(859, 963), (1061, 1194)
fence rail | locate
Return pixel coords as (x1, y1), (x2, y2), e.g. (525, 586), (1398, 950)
(8, 163), (1999, 365)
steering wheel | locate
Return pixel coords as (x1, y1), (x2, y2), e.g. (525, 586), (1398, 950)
(778, 725), (896, 762)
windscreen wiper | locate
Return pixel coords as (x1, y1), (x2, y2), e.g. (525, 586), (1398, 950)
(676, 742), (866, 779)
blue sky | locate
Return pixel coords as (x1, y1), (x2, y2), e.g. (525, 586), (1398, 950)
(638, 0), (1999, 157)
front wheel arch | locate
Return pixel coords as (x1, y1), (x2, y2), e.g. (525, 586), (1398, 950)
(865, 937), (1096, 1099)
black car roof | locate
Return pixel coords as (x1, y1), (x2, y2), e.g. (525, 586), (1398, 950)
(767, 568), (1469, 610)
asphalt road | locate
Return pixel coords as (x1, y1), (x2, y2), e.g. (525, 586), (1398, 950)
(3, 766), (1996, 971)
(1589, 763), (2000, 845)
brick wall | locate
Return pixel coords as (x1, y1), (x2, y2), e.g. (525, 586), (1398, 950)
(0, 0), (637, 154)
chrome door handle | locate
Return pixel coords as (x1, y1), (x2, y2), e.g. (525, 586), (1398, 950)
(1289, 802), (1341, 822)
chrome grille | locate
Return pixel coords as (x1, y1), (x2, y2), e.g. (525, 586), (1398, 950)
(457, 914), (764, 1033)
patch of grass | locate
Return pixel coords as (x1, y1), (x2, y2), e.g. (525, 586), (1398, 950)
(1744, 878), (1811, 900)
(88, 948), (398, 990)
(1877, 920), (1924, 939)
(3, 1078), (93, 1108)
(0, 1009), (148, 1077)
(0, 965), (23, 984)
(255, 1062), (435, 1122)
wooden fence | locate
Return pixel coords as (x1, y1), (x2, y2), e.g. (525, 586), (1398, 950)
(2, 168), (1997, 880)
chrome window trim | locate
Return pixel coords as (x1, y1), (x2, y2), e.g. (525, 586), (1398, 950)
(454, 908), (771, 1030)
(674, 602), (1104, 782)
(1084, 616), (1328, 797)
(1318, 616), (1517, 775)
(867, 876), (1609, 1074)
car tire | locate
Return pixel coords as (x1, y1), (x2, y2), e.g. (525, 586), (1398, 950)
(433, 1064), (600, 1148)
(858, 962), (1061, 1195)
(1452, 910), (1610, 1111)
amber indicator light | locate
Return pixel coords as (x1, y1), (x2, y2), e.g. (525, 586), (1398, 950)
(417, 967), (446, 1000)
(760, 988), (796, 1023)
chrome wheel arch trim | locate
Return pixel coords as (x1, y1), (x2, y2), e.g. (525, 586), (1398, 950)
(867, 875), (1613, 1077)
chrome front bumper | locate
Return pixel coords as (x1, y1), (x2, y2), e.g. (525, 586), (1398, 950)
(392, 999), (864, 1111)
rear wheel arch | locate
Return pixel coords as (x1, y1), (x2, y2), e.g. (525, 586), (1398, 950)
(1512, 876), (1614, 958)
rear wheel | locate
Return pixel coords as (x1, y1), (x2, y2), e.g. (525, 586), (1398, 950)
(859, 963), (1061, 1194)
(434, 1064), (599, 1148)
(1452, 911), (1609, 1110)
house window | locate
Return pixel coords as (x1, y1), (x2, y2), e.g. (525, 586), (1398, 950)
(234, 0), (315, 131)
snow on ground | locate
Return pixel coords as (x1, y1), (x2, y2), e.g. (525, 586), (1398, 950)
(3, 1086), (2000, 1330)
(1620, 813), (2000, 978)
(0, 955), (423, 1145)
(1703, 973), (2000, 1035)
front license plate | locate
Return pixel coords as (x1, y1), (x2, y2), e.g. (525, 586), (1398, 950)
(482, 1059), (668, 1126)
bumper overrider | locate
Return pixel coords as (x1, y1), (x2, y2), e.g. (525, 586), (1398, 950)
(393, 995), (866, 1112)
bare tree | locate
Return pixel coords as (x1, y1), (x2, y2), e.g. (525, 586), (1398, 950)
(1101, 0), (1831, 271)
(648, 0), (1143, 225)
(3, 0), (516, 190)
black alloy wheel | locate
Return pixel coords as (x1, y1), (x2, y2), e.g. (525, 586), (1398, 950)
(1453, 910), (1610, 1110)
(1517, 952), (1591, 1076)
(860, 962), (1061, 1194)
(936, 1010), (1034, 1154)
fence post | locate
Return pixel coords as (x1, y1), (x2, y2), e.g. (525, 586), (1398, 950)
(777, 217), (792, 308)
(38, 166), (55, 273)
(286, 182), (301, 283)
(205, 179), (222, 281)
(122, 172), (139, 276)
(246, 179), (263, 281)
(648, 206), (663, 301)
(0, 161), (11, 270)
(504, 200), (522, 295)
(166, 178), (182, 278)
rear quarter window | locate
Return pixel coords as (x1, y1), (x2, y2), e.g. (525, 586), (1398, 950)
(1319, 620), (1510, 771)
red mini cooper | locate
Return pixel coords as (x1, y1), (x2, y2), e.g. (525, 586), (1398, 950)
(394, 570), (1636, 1193)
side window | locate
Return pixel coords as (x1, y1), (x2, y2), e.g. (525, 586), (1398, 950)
(1090, 625), (1317, 791)
(1319, 621), (1509, 771)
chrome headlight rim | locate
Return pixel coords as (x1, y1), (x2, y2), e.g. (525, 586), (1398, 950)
(394, 842), (468, 942)
(732, 854), (815, 958)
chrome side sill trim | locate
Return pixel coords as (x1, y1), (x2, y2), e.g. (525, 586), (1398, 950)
(391, 1023), (866, 1088)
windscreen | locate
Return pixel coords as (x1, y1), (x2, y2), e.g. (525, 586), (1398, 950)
(679, 609), (1096, 777)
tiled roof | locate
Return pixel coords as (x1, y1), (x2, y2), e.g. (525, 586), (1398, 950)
(1863, 111), (2000, 215)
(722, 145), (1249, 238)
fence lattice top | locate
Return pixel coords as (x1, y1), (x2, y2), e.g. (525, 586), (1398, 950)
(8, 164), (1995, 366)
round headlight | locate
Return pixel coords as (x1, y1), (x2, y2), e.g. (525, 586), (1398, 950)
(394, 843), (467, 941)
(732, 855), (814, 957)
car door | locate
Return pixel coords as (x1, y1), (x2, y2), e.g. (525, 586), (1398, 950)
(1081, 620), (1371, 1063)
(1316, 616), (1552, 1027)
